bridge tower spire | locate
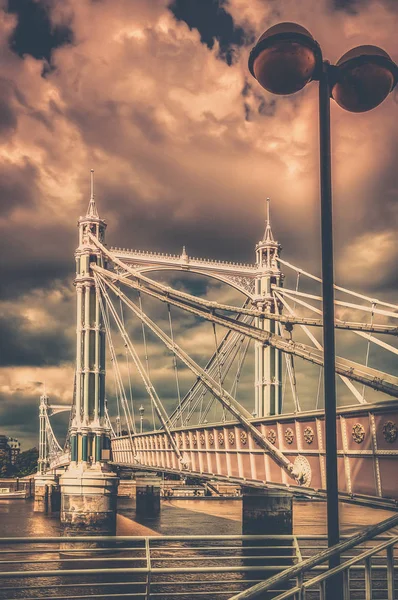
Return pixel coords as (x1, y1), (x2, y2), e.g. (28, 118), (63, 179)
(253, 198), (283, 417)
(60, 170), (118, 538)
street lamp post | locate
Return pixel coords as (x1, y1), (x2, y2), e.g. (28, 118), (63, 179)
(248, 22), (397, 598)
(139, 404), (145, 434)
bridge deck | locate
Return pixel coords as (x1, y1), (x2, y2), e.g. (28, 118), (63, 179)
(111, 400), (398, 503)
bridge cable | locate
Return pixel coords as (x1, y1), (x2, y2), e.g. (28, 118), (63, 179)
(212, 323), (226, 422)
(315, 369), (323, 410)
(120, 297), (137, 429)
(166, 305), (252, 427)
(167, 303), (183, 428)
(230, 337), (251, 399)
(276, 320), (301, 413)
(138, 291), (156, 431)
(106, 300), (122, 434)
(92, 265), (398, 397)
(201, 334), (250, 425)
(96, 280), (137, 455)
(96, 271), (304, 483)
(96, 274), (188, 468)
(361, 303), (376, 403)
(273, 285), (397, 320)
(90, 237), (397, 334)
(274, 289), (367, 405)
(278, 257), (398, 311)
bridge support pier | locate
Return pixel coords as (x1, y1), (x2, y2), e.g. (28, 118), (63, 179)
(135, 472), (161, 518)
(34, 473), (60, 513)
(242, 488), (292, 535)
(59, 464), (119, 536)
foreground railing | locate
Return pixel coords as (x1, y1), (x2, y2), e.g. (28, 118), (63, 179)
(230, 513), (398, 599)
(0, 534), (298, 599)
(1, 516), (397, 599)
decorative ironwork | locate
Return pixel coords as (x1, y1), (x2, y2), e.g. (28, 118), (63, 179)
(383, 421), (397, 443)
(303, 427), (314, 444)
(228, 431), (235, 445)
(185, 434), (190, 448)
(267, 429), (277, 444)
(192, 436), (198, 447)
(218, 432), (224, 446)
(240, 431), (248, 445)
(161, 437), (165, 449)
(352, 423), (365, 444)
(199, 433), (205, 446)
(208, 432), (214, 446)
(285, 428), (294, 445)
(179, 434), (184, 447)
(294, 455), (312, 487)
(224, 275), (256, 296)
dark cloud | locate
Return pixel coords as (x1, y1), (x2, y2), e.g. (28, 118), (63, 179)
(0, 0), (395, 450)
(169, 0), (254, 65)
(0, 157), (39, 214)
(7, 0), (73, 63)
(0, 390), (69, 447)
(0, 311), (73, 367)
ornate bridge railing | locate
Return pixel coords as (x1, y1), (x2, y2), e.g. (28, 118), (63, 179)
(111, 400), (398, 504)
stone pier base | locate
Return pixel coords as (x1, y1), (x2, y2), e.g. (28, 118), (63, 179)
(59, 464), (119, 540)
(242, 488), (293, 535)
(34, 473), (59, 513)
(135, 472), (161, 518)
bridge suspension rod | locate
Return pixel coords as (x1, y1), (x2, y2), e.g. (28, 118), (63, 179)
(278, 257), (398, 311)
(166, 312), (253, 428)
(274, 290), (367, 405)
(273, 285), (398, 320)
(92, 265), (398, 398)
(95, 275), (187, 468)
(96, 272), (304, 484)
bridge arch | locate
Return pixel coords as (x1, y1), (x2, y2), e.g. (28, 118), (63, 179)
(122, 265), (256, 300)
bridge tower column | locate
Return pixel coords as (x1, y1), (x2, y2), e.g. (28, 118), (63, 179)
(253, 199), (283, 417)
(34, 392), (60, 512)
(60, 170), (119, 536)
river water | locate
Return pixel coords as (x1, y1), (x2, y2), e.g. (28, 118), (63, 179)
(0, 496), (394, 538)
(0, 497), (395, 599)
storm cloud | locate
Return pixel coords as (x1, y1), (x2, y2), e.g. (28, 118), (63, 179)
(0, 0), (396, 448)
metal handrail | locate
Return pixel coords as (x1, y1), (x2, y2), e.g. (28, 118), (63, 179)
(0, 533), (299, 599)
(229, 512), (398, 599)
(298, 536), (397, 596)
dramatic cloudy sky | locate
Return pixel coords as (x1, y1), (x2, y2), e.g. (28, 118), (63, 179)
(0, 0), (396, 449)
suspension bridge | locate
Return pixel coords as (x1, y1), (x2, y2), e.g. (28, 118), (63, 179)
(34, 170), (398, 539)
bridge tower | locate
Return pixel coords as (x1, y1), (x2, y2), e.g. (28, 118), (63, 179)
(253, 199), (283, 417)
(59, 171), (118, 537)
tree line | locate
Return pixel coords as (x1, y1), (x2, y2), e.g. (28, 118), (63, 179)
(0, 448), (38, 478)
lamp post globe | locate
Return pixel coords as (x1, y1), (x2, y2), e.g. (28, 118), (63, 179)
(332, 45), (398, 112)
(248, 22), (322, 95)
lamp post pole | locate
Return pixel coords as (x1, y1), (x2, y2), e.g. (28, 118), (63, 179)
(248, 22), (397, 599)
(319, 61), (340, 574)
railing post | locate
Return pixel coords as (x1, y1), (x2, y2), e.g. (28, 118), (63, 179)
(145, 537), (151, 600)
(387, 545), (394, 600)
(342, 568), (350, 600)
(319, 579), (326, 600)
(296, 571), (304, 600)
(365, 556), (372, 600)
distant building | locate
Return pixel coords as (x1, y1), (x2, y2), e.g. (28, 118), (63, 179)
(7, 438), (21, 464)
(0, 435), (21, 465)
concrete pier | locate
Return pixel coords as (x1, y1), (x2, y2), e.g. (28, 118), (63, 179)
(59, 464), (119, 536)
(34, 473), (59, 513)
(135, 472), (161, 518)
(242, 488), (293, 535)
